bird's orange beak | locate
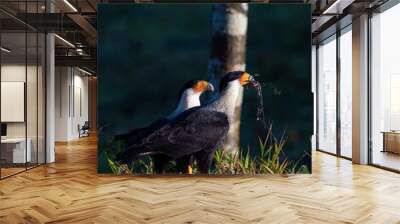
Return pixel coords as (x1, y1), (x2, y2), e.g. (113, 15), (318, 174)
(194, 80), (214, 93)
(239, 72), (253, 86)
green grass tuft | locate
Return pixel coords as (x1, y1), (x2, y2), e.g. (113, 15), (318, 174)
(105, 125), (310, 175)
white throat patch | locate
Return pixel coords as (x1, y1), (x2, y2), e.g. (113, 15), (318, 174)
(208, 79), (243, 122)
(167, 88), (201, 119)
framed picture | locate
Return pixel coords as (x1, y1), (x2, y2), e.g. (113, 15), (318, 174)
(98, 3), (312, 175)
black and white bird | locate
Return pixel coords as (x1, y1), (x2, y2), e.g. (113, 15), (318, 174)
(115, 71), (256, 174)
(114, 79), (214, 173)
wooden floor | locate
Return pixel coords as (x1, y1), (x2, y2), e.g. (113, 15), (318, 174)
(1, 163), (44, 178)
(1, 136), (400, 224)
(372, 150), (400, 171)
(0, 167), (26, 178)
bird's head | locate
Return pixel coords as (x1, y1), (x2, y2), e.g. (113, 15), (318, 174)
(219, 71), (256, 92)
(178, 79), (214, 98)
(168, 80), (214, 119)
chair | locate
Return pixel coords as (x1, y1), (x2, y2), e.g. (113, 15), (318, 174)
(79, 121), (90, 138)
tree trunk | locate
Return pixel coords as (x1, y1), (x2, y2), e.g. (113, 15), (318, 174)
(208, 3), (248, 154)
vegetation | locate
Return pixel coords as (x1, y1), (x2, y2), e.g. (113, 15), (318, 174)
(98, 6), (312, 173)
(106, 125), (310, 175)
(212, 126), (309, 175)
(108, 158), (132, 175)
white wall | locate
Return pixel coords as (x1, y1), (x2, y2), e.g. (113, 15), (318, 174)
(1, 65), (27, 139)
(55, 66), (69, 141)
(1, 65), (25, 146)
(1, 63), (46, 164)
(1, 65), (37, 134)
(55, 66), (89, 141)
(72, 73), (89, 138)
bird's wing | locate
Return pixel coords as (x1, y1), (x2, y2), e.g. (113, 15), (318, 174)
(126, 108), (229, 159)
(113, 118), (168, 143)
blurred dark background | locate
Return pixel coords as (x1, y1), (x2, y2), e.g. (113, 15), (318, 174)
(97, 4), (312, 173)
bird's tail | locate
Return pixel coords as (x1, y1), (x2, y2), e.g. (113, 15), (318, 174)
(114, 146), (155, 165)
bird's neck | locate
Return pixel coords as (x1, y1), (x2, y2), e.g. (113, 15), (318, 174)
(167, 90), (201, 119)
(210, 80), (242, 121)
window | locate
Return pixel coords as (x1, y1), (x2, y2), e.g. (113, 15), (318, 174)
(0, 2), (47, 179)
(370, 3), (400, 171)
(317, 35), (337, 154)
(339, 27), (352, 158)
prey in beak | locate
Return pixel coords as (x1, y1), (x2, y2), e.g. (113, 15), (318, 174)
(239, 72), (259, 88)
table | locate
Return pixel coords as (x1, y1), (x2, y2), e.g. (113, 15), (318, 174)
(382, 131), (400, 154)
(1, 138), (32, 163)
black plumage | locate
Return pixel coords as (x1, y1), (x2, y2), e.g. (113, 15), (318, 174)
(113, 79), (214, 173)
(114, 118), (176, 173)
(114, 119), (168, 149)
(115, 71), (256, 174)
(116, 108), (229, 172)
(113, 79), (203, 144)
